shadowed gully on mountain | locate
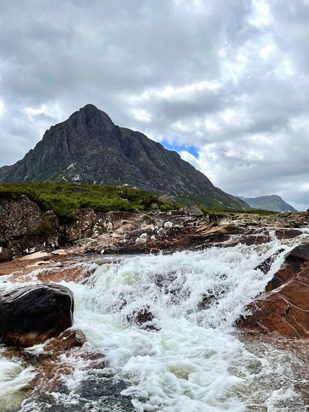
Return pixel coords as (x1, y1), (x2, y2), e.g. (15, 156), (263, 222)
(0, 104), (247, 210)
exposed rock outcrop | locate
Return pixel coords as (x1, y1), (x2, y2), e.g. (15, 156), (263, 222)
(0, 195), (59, 262)
(237, 245), (309, 339)
(0, 284), (74, 346)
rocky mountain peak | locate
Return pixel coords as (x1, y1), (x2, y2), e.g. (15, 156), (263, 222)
(66, 104), (115, 136)
(0, 105), (248, 210)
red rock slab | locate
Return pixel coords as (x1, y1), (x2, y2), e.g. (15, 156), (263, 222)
(237, 263), (309, 339)
(0, 251), (101, 284)
(36, 264), (95, 283)
(265, 263), (295, 291)
(0, 251), (75, 276)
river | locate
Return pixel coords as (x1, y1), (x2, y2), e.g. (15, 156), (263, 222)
(0, 234), (308, 411)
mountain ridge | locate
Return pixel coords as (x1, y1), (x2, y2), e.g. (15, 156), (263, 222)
(0, 104), (248, 210)
(239, 195), (296, 212)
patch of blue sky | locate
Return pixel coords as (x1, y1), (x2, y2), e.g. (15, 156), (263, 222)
(161, 140), (199, 158)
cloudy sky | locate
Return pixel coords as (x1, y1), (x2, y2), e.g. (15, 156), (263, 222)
(0, 0), (309, 209)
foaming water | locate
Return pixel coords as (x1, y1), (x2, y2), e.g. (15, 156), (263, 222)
(0, 348), (35, 412)
(1, 236), (308, 411)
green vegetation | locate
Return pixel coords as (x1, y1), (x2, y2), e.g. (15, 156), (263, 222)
(199, 206), (277, 215)
(0, 182), (171, 223)
(0, 182), (277, 225)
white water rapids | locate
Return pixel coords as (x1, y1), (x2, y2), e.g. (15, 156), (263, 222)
(0, 234), (308, 411)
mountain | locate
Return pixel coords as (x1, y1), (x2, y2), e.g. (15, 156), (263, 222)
(239, 195), (297, 212)
(0, 104), (248, 210)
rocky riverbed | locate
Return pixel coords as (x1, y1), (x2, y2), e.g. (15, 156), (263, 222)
(0, 197), (308, 411)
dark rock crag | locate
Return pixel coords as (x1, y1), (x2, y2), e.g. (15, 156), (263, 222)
(0, 104), (247, 210)
(0, 284), (74, 346)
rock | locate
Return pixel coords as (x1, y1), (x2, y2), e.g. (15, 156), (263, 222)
(0, 195), (59, 261)
(158, 194), (177, 207)
(0, 246), (13, 262)
(44, 329), (86, 353)
(237, 245), (309, 339)
(285, 244), (309, 264)
(128, 306), (158, 330)
(182, 205), (204, 217)
(36, 264), (95, 283)
(0, 284), (74, 346)
(275, 229), (302, 240)
(238, 233), (271, 246)
(150, 202), (159, 210)
(0, 195), (42, 240)
(255, 249), (285, 274)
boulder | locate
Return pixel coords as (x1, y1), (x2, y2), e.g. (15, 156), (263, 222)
(237, 245), (309, 339)
(0, 284), (74, 347)
(182, 205), (204, 217)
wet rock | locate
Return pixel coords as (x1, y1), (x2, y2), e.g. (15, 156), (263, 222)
(44, 329), (86, 353)
(0, 284), (74, 346)
(237, 244), (309, 339)
(275, 229), (302, 240)
(128, 306), (158, 330)
(285, 244), (309, 265)
(255, 249), (285, 274)
(190, 233), (230, 247)
(36, 264), (95, 284)
(197, 293), (217, 310)
(265, 263), (295, 291)
(238, 233), (271, 246)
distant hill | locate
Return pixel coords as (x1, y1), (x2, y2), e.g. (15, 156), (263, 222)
(240, 195), (297, 212)
(0, 104), (248, 210)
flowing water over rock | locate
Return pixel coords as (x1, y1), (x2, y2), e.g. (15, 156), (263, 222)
(0, 235), (308, 411)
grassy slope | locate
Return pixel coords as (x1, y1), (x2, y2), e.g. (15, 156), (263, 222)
(0, 182), (171, 223)
(0, 182), (276, 225)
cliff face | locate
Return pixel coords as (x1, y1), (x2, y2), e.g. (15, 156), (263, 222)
(0, 104), (247, 210)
